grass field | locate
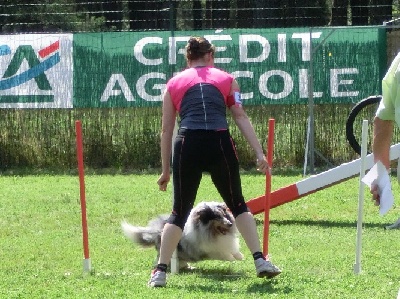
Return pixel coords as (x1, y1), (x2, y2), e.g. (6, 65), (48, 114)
(1, 171), (400, 298)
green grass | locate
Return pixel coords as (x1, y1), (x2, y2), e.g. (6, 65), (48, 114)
(1, 172), (399, 298)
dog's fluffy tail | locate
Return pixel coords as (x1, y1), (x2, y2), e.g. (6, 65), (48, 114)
(121, 216), (166, 247)
(121, 221), (159, 247)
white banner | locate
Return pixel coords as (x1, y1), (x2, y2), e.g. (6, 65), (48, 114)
(0, 34), (73, 108)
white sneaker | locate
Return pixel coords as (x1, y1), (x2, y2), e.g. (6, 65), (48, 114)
(148, 270), (166, 287)
(254, 258), (282, 278)
(385, 217), (400, 230)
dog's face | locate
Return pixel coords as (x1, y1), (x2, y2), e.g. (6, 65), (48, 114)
(192, 203), (235, 236)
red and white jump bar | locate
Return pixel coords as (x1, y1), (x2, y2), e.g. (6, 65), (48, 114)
(247, 143), (400, 215)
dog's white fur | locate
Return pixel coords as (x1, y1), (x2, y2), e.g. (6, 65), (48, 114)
(121, 201), (243, 266)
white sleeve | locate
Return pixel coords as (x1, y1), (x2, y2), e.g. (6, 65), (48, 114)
(376, 52), (400, 121)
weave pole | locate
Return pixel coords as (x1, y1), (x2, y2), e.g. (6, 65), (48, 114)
(75, 120), (92, 273)
(354, 119), (368, 274)
(263, 118), (275, 256)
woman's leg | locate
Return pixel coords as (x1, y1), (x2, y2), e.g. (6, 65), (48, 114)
(149, 132), (203, 287)
(235, 211), (262, 254)
(208, 132), (281, 278)
(157, 223), (183, 265)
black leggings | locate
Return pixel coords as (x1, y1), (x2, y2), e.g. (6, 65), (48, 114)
(167, 129), (249, 229)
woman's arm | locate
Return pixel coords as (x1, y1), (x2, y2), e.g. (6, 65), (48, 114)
(370, 116), (394, 205)
(157, 90), (176, 191)
(228, 79), (269, 173)
(372, 116), (393, 169)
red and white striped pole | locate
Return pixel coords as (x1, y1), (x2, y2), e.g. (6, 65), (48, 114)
(247, 143), (400, 215)
(263, 119), (275, 256)
(75, 120), (92, 273)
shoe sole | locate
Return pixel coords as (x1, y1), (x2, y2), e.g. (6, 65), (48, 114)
(148, 282), (166, 288)
(257, 271), (282, 279)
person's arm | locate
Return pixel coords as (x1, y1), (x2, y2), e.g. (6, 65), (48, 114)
(370, 116), (393, 205)
(372, 116), (393, 169)
(228, 80), (269, 173)
(157, 90), (176, 191)
(369, 53), (400, 205)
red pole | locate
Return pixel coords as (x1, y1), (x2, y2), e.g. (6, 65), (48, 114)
(263, 118), (275, 256)
(75, 120), (90, 262)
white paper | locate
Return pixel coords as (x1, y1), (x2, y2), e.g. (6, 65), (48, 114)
(361, 161), (394, 215)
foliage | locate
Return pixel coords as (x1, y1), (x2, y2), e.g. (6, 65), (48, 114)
(0, 1), (395, 33)
(1, 173), (400, 298)
(0, 0), (107, 33)
(2, 102), (400, 172)
(0, 104), (372, 171)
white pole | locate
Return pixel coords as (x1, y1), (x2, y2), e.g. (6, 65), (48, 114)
(83, 258), (92, 273)
(354, 119), (369, 274)
(303, 116), (310, 177)
(170, 120), (179, 274)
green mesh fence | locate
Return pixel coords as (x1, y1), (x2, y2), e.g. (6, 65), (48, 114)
(0, 26), (397, 171)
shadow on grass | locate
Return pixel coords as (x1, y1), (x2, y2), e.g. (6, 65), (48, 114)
(192, 267), (243, 279)
(177, 266), (243, 279)
(176, 267), (289, 295)
(176, 282), (283, 296)
(247, 280), (292, 295)
(256, 218), (388, 229)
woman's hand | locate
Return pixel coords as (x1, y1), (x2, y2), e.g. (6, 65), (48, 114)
(256, 155), (270, 174)
(370, 182), (380, 206)
(157, 173), (170, 191)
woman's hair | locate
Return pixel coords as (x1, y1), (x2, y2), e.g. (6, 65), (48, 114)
(185, 36), (215, 61)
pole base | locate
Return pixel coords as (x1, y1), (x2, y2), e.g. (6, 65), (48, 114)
(353, 263), (361, 274)
(170, 249), (179, 274)
(83, 258), (92, 273)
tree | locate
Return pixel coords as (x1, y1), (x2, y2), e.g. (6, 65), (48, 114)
(128, 0), (172, 31)
(1, 0), (43, 32)
(330, 0), (391, 26)
(0, 0), (394, 33)
(330, 0), (347, 25)
(1, 0), (107, 33)
(81, 0), (125, 30)
(294, 0), (330, 27)
(205, 0), (231, 29)
(369, 0), (392, 25)
(255, 0), (330, 28)
(351, 0), (369, 25)
(235, 0), (330, 28)
(193, 0), (203, 29)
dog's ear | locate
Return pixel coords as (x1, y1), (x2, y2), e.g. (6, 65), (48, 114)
(216, 203), (231, 214)
(222, 204), (229, 212)
(196, 205), (216, 224)
(217, 204), (234, 222)
(197, 205), (211, 217)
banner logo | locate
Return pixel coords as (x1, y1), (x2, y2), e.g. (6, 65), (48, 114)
(0, 34), (73, 108)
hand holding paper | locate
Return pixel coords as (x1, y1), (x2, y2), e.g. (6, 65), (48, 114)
(361, 160), (394, 215)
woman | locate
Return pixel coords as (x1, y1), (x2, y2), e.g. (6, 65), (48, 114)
(150, 36), (282, 287)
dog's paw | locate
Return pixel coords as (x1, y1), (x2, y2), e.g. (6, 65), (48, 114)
(180, 263), (196, 271)
(233, 252), (244, 260)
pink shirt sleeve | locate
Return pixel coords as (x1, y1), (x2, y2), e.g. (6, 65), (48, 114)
(166, 67), (234, 112)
